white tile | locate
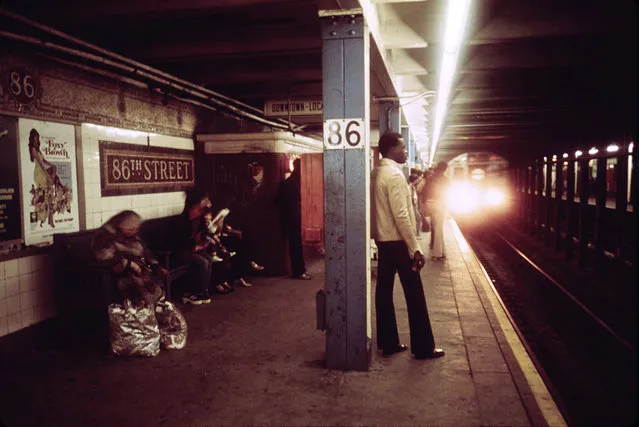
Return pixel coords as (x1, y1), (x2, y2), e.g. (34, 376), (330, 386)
(6, 294), (20, 315)
(6, 278), (19, 297)
(84, 137), (99, 153)
(102, 197), (118, 212)
(31, 306), (43, 324)
(84, 155), (100, 169)
(29, 255), (43, 273)
(120, 197), (133, 210)
(132, 194), (153, 208)
(85, 169), (102, 185)
(21, 307), (35, 327)
(18, 257), (32, 274)
(85, 215), (94, 230)
(86, 197), (100, 213)
(146, 207), (160, 219)
(7, 312), (21, 333)
(92, 213), (103, 228)
(0, 298), (7, 317)
(19, 273), (34, 293)
(102, 210), (119, 223)
(0, 279), (5, 299)
(86, 181), (101, 196)
(5, 259), (18, 278)
(0, 316), (7, 337)
(20, 290), (36, 310)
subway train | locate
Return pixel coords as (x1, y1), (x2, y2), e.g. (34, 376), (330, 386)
(512, 141), (636, 265)
(443, 151), (511, 216)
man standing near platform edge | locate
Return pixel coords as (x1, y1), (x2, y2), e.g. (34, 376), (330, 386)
(371, 131), (445, 360)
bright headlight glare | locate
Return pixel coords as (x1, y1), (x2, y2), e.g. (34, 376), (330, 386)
(483, 188), (505, 206)
(446, 182), (479, 213)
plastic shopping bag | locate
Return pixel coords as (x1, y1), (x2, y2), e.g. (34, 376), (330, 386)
(108, 301), (161, 357)
(155, 299), (188, 350)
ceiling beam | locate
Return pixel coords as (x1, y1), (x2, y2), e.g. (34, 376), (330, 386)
(5, 0), (315, 22)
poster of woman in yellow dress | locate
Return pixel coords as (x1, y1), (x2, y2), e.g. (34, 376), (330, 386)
(19, 118), (79, 246)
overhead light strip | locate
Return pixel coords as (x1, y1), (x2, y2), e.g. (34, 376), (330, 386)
(430, 0), (472, 164)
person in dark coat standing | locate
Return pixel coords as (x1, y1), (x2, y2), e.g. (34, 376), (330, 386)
(276, 158), (311, 280)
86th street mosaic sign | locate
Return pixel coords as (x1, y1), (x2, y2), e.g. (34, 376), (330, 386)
(99, 141), (195, 197)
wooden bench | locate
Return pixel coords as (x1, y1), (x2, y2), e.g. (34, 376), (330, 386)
(52, 214), (191, 339)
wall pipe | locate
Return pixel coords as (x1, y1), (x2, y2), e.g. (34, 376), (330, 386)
(0, 9), (300, 131)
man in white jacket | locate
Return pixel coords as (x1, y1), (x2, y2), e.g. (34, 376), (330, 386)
(371, 131), (444, 360)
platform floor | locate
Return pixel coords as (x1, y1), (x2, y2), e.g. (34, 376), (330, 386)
(0, 219), (566, 427)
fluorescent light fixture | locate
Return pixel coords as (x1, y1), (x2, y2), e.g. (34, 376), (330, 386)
(429, 0), (472, 163)
(628, 142), (633, 153)
(575, 150), (583, 158)
(543, 156), (547, 161)
(552, 155), (557, 161)
(588, 147), (599, 155)
(606, 144), (619, 153)
(562, 153), (569, 158)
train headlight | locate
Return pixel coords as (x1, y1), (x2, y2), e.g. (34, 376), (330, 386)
(482, 188), (506, 206)
(446, 182), (480, 213)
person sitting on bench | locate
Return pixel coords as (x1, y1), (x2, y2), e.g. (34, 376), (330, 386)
(91, 210), (168, 307)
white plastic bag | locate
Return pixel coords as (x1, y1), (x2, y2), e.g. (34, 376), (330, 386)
(155, 299), (188, 350)
(108, 301), (161, 357)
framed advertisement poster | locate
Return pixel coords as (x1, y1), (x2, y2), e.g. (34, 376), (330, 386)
(18, 118), (79, 246)
(0, 116), (22, 251)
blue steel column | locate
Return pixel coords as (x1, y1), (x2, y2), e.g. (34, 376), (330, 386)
(320, 10), (371, 371)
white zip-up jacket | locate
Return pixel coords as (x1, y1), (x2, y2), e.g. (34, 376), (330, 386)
(371, 158), (421, 257)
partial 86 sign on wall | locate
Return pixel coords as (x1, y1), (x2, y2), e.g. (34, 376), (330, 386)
(6, 67), (40, 106)
(323, 119), (365, 150)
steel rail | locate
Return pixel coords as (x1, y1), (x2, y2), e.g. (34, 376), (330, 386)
(494, 231), (634, 352)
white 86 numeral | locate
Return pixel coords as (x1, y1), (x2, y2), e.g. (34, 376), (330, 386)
(9, 72), (36, 98)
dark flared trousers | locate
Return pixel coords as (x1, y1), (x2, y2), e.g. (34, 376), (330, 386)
(284, 223), (306, 277)
(375, 240), (436, 356)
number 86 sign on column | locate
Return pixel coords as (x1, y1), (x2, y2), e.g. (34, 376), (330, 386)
(323, 119), (365, 150)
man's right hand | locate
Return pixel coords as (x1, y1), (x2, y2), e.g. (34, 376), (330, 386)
(412, 251), (426, 271)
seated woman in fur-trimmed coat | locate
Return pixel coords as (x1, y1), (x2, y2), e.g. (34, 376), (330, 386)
(91, 210), (168, 307)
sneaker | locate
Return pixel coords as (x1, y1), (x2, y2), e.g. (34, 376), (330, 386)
(182, 293), (211, 305)
(211, 254), (224, 263)
(235, 277), (252, 287)
(295, 273), (312, 280)
(249, 261), (265, 271)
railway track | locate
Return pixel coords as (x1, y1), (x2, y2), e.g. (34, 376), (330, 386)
(457, 218), (637, 427)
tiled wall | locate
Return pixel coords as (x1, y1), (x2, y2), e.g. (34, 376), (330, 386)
(79, 124), (193, 228)
(0, 124), (194, 338)
(0, 254), (56, 337)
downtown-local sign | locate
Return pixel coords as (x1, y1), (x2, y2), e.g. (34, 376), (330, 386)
(264, 100), (323, 117)
(99, 141), (195, 197)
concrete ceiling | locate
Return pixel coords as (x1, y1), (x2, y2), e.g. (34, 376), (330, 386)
(1, 0), (636, 165)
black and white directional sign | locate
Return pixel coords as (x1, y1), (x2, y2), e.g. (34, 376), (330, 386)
(323, 119), (365, 150)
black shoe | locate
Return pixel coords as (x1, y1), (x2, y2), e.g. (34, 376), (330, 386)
(382, 344), (409, 357)
(414, 348), (445, 360)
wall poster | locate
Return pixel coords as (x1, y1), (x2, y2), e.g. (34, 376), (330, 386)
(0, 116), (22, 251)
(18, 118), (79, 246)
